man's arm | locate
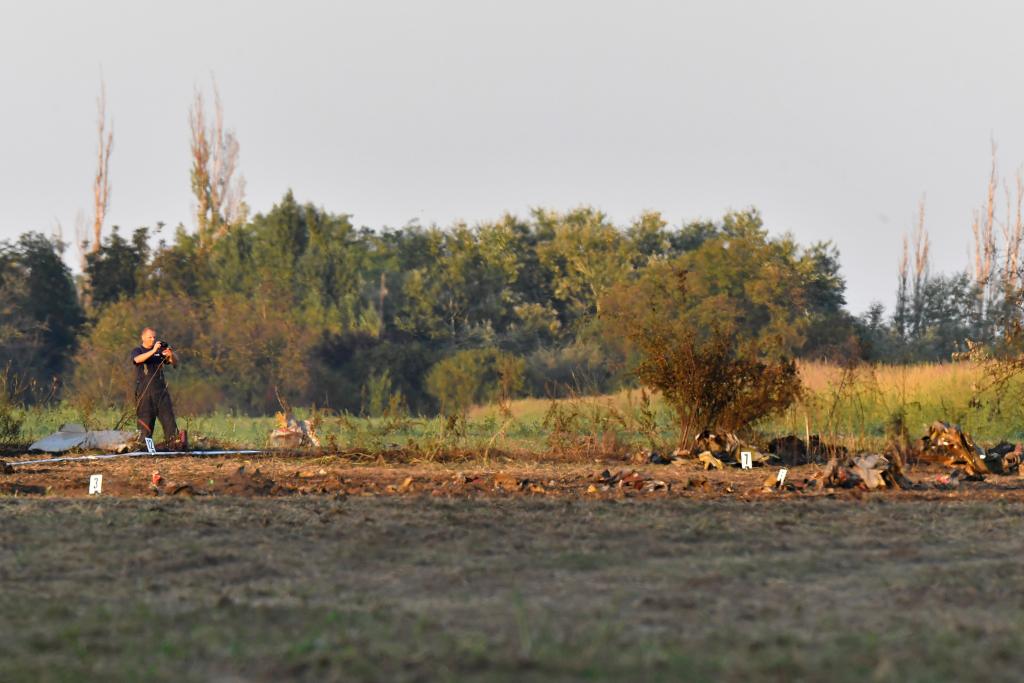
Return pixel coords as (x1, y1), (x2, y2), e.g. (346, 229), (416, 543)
(164, 347), (178, 367)
(133, 342), (163, 364)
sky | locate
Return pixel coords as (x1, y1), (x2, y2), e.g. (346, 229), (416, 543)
(3, 0), (1024, 314)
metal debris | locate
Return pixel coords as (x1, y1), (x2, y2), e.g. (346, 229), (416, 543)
(810, 452), (915, 491)
(29, 423), (137, 454)
(269, 412), (321, 448)
(920, 421), (989, 476)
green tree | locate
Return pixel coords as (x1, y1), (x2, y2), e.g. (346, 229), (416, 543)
(0, 233), (83, 400)
(84, 226), (150, 309)
(426, 348), (523, 414)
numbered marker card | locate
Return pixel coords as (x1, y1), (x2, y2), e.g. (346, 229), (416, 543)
(145, 437), (156, 455)
(740, 451), (753, 469)
(88, 474), (103, 495)
(776, 468), (789, 487)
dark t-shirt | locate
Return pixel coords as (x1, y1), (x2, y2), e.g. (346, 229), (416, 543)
(131, 345), (171, 391)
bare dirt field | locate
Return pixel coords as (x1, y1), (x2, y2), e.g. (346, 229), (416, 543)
(4, 452), (1024, 681)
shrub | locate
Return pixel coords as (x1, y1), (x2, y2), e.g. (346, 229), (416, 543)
(602, 263), (802, 444)
(426, 348), (524, 415)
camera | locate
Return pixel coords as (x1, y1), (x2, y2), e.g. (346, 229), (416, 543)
(157, 341), (172, 353)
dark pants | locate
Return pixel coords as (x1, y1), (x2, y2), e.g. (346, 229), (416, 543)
(136, 385), (178, 443)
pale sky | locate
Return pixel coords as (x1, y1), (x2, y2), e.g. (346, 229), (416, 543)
(3, 0), (1024, 313)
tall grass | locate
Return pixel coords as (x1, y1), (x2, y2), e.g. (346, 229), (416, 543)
(10, 361), (1024, 452)
(776, 361), (1024, 446)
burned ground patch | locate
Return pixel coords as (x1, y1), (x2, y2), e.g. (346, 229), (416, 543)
(3, 495), (1024, 682)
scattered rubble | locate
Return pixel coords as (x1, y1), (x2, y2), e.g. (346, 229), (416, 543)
(691, 430), (773, 468)
(806, 453), (916, 492)
(589, 469), (670, 493)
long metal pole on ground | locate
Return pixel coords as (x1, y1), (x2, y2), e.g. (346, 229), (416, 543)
(7, 450), (265, 468)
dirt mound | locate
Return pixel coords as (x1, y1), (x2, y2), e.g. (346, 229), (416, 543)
(218, 466), (293, 497)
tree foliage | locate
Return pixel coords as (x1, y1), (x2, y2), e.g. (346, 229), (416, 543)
(602, 250), (804, 442)
(8, 197), (868, 417)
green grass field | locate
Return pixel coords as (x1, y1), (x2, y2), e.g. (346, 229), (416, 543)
(8, 360), (1024, 453)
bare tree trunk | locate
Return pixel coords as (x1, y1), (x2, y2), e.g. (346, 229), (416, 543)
(189, 88), (212, 243)
(91, 80), (113, 254)
(910, 196), (929, 337)
(972, 142), (998, 331)
(895, 235), (909, 340)
(189, 77), (246, 248)
(1002, 169), (1024, 297)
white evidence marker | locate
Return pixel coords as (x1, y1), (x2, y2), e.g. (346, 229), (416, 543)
(145, 437), (156, 455)
(88, 474), (103, 495)
(740, 451), (753, 469)
(776, 468), (789, 486)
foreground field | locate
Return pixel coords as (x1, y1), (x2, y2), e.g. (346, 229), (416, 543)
(4, 454), (1024, 681)
(4, 494), (1024, 682)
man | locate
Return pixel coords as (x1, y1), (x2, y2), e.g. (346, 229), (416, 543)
(132, 327), (186, 449)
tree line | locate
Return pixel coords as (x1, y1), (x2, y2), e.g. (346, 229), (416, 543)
(3, 81), (1020, 419)
(2, 199), (862, 416)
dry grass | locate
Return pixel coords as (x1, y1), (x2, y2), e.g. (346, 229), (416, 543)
(470, 361), (1024, 450)
(4, 496), (1024, 682)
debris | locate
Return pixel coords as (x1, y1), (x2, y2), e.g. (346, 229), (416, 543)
(648, 451), (674, 465)
(812, 453), (916, 491)
(984, 442), (1022, 475)
(268, 412), (321, 449)
(694, 430), (740, 455)
(934, 470), (962, 490)
(919, 421), (988, 476)
(150, 470), (163, 487)
(689, 431), (771, 467)
(698, 451), (724, 470)
(593, 469), (671, 493)
(0, 461), (10, 475)
(29, 423), (137, 454)
(850, 454), (888, 490)
(767, 435), (807, 465)
(492, 473), (519, 492)
(398, 476), (414, 493)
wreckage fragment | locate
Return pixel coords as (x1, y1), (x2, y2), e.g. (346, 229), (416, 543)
(767, 435), (807, 465)
(268, 412), (321, 448)
(698, 451), (724, 470)
(29, 423), (137, 454)
(690, 430), (772, 467)
(983, 442), (1022, 475)
(593, 469), (670, 493)
(919, 421), (988, 476)
(812, 453), (915, 491)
